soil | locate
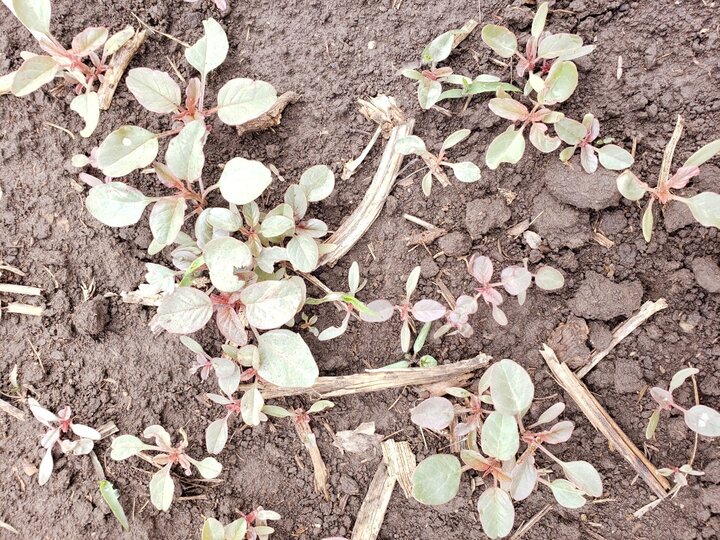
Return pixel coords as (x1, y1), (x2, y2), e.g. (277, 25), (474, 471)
(1, 0), (720, 539)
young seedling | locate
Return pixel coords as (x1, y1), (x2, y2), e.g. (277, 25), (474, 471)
(657, 463), (704, 493)
(396, 130), (481, 196)
(202, 508), (281, 540)
(27, 398), (101, 485)
(182, 336), (241, 397)
(1, 0), (135, 136)
(646, 367), (720, 439)
(263, 401), (335, 499)
(307, 262), (393, 341)
(110, 425), (222, 511)
(383, 322), (438, 369)
(410, 360), (602, 539)
(616, 115), (720, 241)
(556, 113), (634, 173)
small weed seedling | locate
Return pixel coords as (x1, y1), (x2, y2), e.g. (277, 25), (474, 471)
(410, 360), (602, 539)
(657, 463), (704, 494)
(396, 130), (482, 196)
(28, 398), (101, 485)
(1, 0), (135, 137)
(556, 113), (634, 173)
(110, 425), (222, 511)
(617, 115), (720, 241)
(183, 336), (241, 397)
(202, 508), (281, 540)
(382, 322), (438, 369)
(646, 367), (720, 439)
(307, 262), (393, 340)
(401, 28), (518, 110)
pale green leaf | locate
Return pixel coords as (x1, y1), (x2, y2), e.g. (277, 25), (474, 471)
(447, 161), (481, 183)
(188, 456), (222, 479)
(485, 127), (526, 170)
(481, 24), (517, 58)
(616, 170), (648, 201)
(481, 411), (519, 461)
(422, 30), (455, 65)
(669, 367), (699, 392)
(684, 405), (720, 437)
(99, 480), (129, 532)
(103, 26), (134, 58)
(224, 519), (248, 540)
(684, 139), (720, 167)
(418, 77), (442, 110)
(683, 192), (720, 228)
(529, 123), (561, 153)
(396, 135), (427, 155)
(538, 33), (583, 59)
(86, 182), (152, 227)
(204, 236), (253, 292)
(202, 518), (225, 540)
(477, 487), (515, 539)
(12, 0), (51, 36)
(554, 118), (586, 145)
(287, 235), (320, 272)
(216, 78), (277, 125)
(538, 61), (578, 105)
(412, 454), (461, 505)
(166, 120), (206, 181)
(642, 200), (654, 242)
(240, 279), (304, 329)
(488, 98), (528, 122)
(510, 456), (537, 501)
(97, 125), (159, 177)
(205, 417), (228, 455)
(70, 91), (100, 138)
(71, 27), (108, 56)
(11, 55), (57, 96)
(410, 396), (455, 430)
(205, 207), (242, 232)
(257, 329), (319, 388)
(260, 215), (295, 238)
(441, 129), (471, 151)
(110, 435), (156, 460)
(598, 144), (634, 171)
(534, 266), (564, 290)
(126, 68), (181, 114)
(185, 18), (229, 78)
(532, 2), (549, 38)
(549, 478), (586, 509)
(149, 465), (174, 511)
(155, 287), (213, 334)
(645, 409), (661, 440)
(149, 196), (186, 248)
(219, 157), (272, 205)
(299, 164), (335, 202)
(562, 460), (603, 497)
(489, 359), (534, 416)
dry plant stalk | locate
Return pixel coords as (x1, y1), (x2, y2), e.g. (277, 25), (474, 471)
(452, 19), (479, 48)
(541, 345), (671, 498)
(235, 91), (300, 136)
(0, 398), (26, 421)
(98, 29), (147, 110)
(6, 303), (43, 316)
(576, 298), (668, 379)
(0, 284), (42, 296)
(294, 418), (329, 500)
(351, 440), (416, 540)
(510, 505), (552, 540)
(238, 354), (490, 399)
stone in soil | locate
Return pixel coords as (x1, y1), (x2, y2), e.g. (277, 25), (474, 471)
(71, 297), (109, 336)
(532, 192), (592, 249)
(568, 271), (643, 320)
(545, 158), (621, 210)
(692, 256), (720, 293)
(438, 231), (472, 257)
(464, 197), (511, 239)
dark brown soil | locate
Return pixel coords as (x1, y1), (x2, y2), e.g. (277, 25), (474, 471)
(1, 1), (720, 539)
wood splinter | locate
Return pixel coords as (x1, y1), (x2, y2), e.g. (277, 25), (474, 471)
(294, 415), (330, 500)
(98, 29), (147, 110)
(236, 91), (300, 136)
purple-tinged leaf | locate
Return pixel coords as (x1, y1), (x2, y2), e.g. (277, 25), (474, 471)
(410, 397), (455, 430)
(412, 299), (446, 322)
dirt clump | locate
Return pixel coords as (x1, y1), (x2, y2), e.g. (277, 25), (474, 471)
(568, 271), (643, 321)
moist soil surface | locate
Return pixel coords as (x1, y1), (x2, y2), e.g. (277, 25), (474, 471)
(1, 1), (720, 539)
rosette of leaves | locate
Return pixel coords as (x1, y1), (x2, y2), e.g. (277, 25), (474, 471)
(410, 360), (602, 539)
(556, 114), (634, 173)
(1, 0), (136, 137)
(616, 116), (720, 241)
(646, 367), (720, 439)
(110, 425), (222, 511)
(202, 508), (281, 540)
(401, 28), (518, 109)
(396, 129), (481, 196)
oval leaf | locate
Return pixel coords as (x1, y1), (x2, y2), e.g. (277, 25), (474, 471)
(70, 91), (100, 137)
(166, 120), (206, 181)
(185, 18), (229, 78)
(489, 359), (534, 416)
(549, 478), (586, 509)
(538, 61), (578, 105)
(155, 287), (213, 334)
(410, 397), (455, 431)
(562, 460), (603, 497)
(86, 182), (152, 227)
(219, 157), (272, 205)
(126, 68), (181, 114)
(481, 25), (517, 58)
(204, 237), (253, 292)
(412, 454), (461, 506)
(216, 78), (277, 126)
(685, 405), (720, 437)
(616, 170), (648, 201)
(535, 266), (565, 290)
(11, 55), (58, 96)
(149, 465), (175, 511)
(149, 197), (186, 248)
(485, 127), (526, 170)
(241, 279), (304, 330)
(684, 192), (720, 228)
(97, 125), (159, 177)
(257, 329), (318, 388)
(299, 165), (335, 202)
(597, 144), (634, 171)
(477, 487), (515, 539)
(481, 411), (519, 461)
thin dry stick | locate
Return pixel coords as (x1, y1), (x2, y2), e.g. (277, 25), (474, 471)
(6, 303), (43, 316)
(235, 91), (300, 136)
(0, 284), (42, 296)
(381, 439), (416, 498)
(239, 354), (490, 399)
(98, 29), (147, 110)
(658, 116), (683, 186)
(319, 118), (415, 267)
(452, 20), (479, 48)
(0, 398), (26, 421)
(294, 419), (329, 500)
(510, 504), (552, 540)
(541, 345), (671, 499)
(576, 298), (668, 379)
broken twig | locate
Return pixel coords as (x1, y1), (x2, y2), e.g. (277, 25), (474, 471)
(236, 91), (300, 136)
(98, 29), (147, 110)
(0, 398), (26, 421)
(294, 418), (329, 500)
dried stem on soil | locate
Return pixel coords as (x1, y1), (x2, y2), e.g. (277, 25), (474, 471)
(510, 504), (552, 540)
(5, 303), (43, 316)
(541, 345), (671, 498)
(239, 354), (490, 399)
(98, 29), (147, 110)
(576, 298), (669, 379)
(294, 418), (329, 500)
(235, 91), (300, 136)
(452, 20), (479, 48)
(0, 398), (26, 421)
(0, 284), (42, 296)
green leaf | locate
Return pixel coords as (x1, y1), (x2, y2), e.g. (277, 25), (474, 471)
(684, 138), (720, 167)
(203, 237), (253, 292)
(485, 126), (526, 170)
(126, 68), (181, 114)
(97, 126), (159, 177)
(477, 487), (515, 539)
(683, 192), (720, 228)
(554, 118), (586, 145)
(216, 78), (277, 126)
(70, 91), (100, 138)
(616, 170), (648, 201)
(645, 409), (661, 440)
(538, 33), (583, 59)
(257, 329), (319, 388)
(441, 129), (471, 151)
(86, 182), (152, 227)
(410, 397), (455, 430)
(562, 460), (603, 497)
(488, 98), (528, 122)
(72, 27), (108, 56)
(396, 135), (427, 155)
(224, 519), (248, 540)
(598, 144), (634, 171)
(534, 266), (564, 290)
(422, 30), (456, 65)
(103, 26), (135, 58)
(308, 400), (335, 414)
(642, 200), (654, 242)
(401, 68), (423, 81)
(202, 518), (225, 540)
(549, 478), (586, 509)
(287, 235), (320, 272)
(489, 359), (534, 416)
(669, 367), (699, 392)
(205, 417), (229, 455)
(149, 197), (186, 248)
(447, 161), (481, 183)
(240, 386), (264, 426)
(538, 61), (578, 105)
(110, 435), (155, 460)
(481, 24), (517, 58)
(185, 18), (229, 78)
(510, 457), (537, 501)
(240, 279), (304, 329)
(481, 411), (519, 461)
(684, 405), (720, 437)
(11, 55), (58, 96)
(166, 120), (206, 181)
(529, 123), (561, 153)
(219, 157), (272, 205)
(532, 2), (549, 38)
(418, 77), (442, 110)
(261, 215), (295, 238)
(155, 287), (213, 334)
(149, 465), (175, 511)
(412, 455), (461, 505)
(205, 207), (243, 232)
(299, 164), (335, 202)
(12, 0), (51, 36)
(99, 480), (129, 532)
